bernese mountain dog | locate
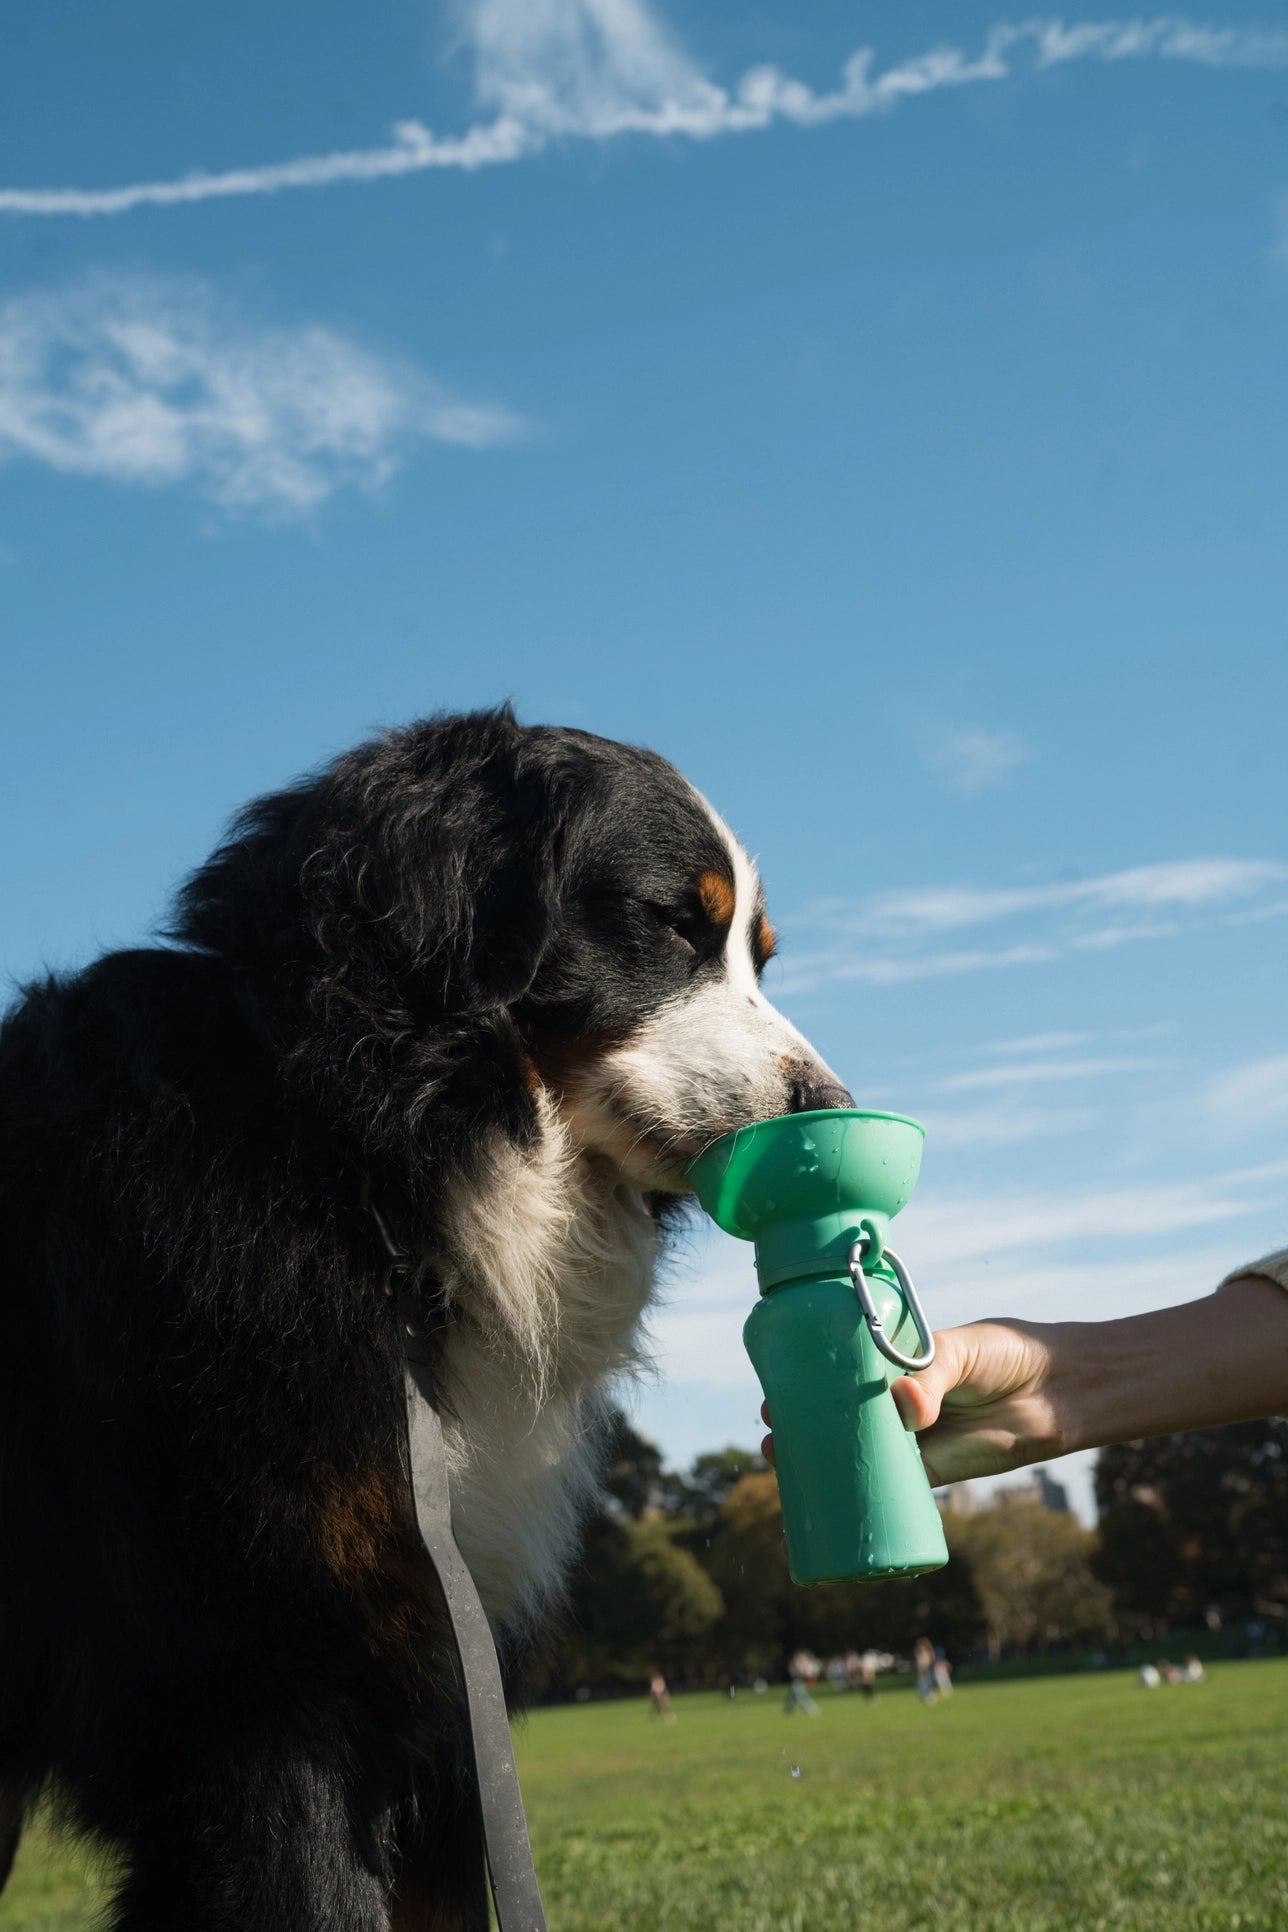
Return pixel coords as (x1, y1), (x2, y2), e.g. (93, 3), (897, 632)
(0, 707), (850, 1931)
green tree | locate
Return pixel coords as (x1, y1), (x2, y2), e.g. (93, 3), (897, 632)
(793, 1543), (987, 1661)
(1095, 1420), (1288, 1627)
(554, 1513), (723, 1689)
(702, 1472), (987, 1671)
(598, 1407), (665, 1519)
(948, 1500), (1114, 1655)
(660, 1446), (767, 1536)
(704, 1470), (792, 1677)
(628, 1520), (724, 1677)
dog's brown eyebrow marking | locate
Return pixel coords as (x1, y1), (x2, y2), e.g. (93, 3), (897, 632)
(754, 913), (778, 968)
(695, 869), (737, 927)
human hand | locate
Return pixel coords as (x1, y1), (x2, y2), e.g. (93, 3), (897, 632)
(759, 1275), (1288, 1488)
(884, 1321), (1064, 1484)
(761, 1318), (1064, 1488)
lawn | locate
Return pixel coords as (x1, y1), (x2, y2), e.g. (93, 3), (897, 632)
(4, 1661), (1286, 1930)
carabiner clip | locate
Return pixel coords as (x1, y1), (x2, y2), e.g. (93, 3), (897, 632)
(847, 1235), (936, 1373)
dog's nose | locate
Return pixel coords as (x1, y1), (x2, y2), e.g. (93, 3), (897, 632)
(787, 1074), (855, 1114)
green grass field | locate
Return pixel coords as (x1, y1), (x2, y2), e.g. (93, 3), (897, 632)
(4, 1661), (1286, 1930)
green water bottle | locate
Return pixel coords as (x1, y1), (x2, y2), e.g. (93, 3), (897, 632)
(686, 1109), (948, 1587)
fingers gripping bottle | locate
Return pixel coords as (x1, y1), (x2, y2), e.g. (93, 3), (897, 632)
(686, 1110), (948, 1586)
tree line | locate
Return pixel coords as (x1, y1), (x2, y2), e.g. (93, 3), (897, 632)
(532, 1412), (1288, 1698)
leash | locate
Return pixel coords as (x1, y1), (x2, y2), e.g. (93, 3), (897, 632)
(372, 1200), (549, 1932)
(226, 972), (547, 1927)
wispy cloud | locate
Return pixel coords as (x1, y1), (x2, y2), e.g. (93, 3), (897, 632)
(988, 1030), (1094, 1054)
(0, 277), (528, 516)
(864, 858), (1284, 938)
(926, 726), (1030, 796)
(778, 857), (1284, 995)
(776, 942), (1058, 995)
(466, 0), (721, 135)
(904, 1160), (1288, 1272)
(1274, 191), (1288, 263)
(918, 1101), (1102, 1148)
(1070, 920), (1182, 949)
(2, 12), (1286, 219)
(1207, 1054), (1288, 1131)
(1225, 896), (1288, 928)
(936, 1053), (1163, 1093)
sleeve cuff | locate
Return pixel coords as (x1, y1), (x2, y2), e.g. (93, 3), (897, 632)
(1220, 1248), (1288, 1293)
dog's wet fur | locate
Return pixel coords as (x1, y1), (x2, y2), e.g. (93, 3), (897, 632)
(0, 708), (848, 1930)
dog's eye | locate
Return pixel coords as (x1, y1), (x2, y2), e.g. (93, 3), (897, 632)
(647, 902), (704, 958)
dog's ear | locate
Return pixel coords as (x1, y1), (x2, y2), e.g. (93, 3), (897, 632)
(309, 711), (565, 1022)
(411, 725), (563, 1017)
(172, 709), (566, 1035)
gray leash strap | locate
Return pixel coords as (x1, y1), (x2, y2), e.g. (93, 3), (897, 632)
(401, 1351), (548, 1932)
(368, 1180), (547, 1932)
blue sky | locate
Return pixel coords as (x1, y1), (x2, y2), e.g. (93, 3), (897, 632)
(3, 1), (1287, 1515)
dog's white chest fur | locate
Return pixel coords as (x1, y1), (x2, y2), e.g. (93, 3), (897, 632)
(434, 1108), (658, 1633)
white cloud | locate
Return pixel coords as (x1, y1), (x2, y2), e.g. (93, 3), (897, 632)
(988, 1030), (1094, 1054)
(0, 277), (527, 515)
(918, 1101), (1102, 1149)
(1225, 896), (1288, 928)
(903, 1165), (1288, 1270)
(467, 0), (723, 135)
(927, 726), (1029, 796)
(936, 1054), (1164, 1093)
(1, 13), (1286, 218)
(1207, 1054), (1288, 1131)
(864, 858), (1284, 938)
(775, 942), (1057, 997)
(1071, 922), (1180, 949)
(775, 856), (1283, 996)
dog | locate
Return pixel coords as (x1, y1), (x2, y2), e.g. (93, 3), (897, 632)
(0, 707), (850, 1930)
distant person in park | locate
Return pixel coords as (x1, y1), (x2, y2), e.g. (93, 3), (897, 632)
(913, 1636), (939, 1704)
(784, 1650), (821, 1716)
(648, 1671), (675, 1723)
(844, 1649), (879, 1701)
(763, 1248), (1288, 1486)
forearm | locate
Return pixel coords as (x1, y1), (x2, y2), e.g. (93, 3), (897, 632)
(1044, 1272), (1288, 1456)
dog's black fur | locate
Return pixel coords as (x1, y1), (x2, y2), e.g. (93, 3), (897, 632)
(0, 708), (788, 1929)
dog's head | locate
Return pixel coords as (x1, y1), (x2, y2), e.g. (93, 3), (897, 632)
(514, 724), (851, 1190)
(176, 708), (850, 1194)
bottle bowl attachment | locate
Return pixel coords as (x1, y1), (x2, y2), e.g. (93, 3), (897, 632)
(685, 1109), (924, 1289)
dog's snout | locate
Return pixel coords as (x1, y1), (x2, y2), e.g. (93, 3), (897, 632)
(787, 1073), (855, 1115)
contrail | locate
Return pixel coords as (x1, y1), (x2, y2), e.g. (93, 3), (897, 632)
(0, 120), (535, 219)
(2, 15), (1285, 220)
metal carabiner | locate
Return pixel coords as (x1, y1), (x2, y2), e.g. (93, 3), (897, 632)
(847, 1234), (937, 1373)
